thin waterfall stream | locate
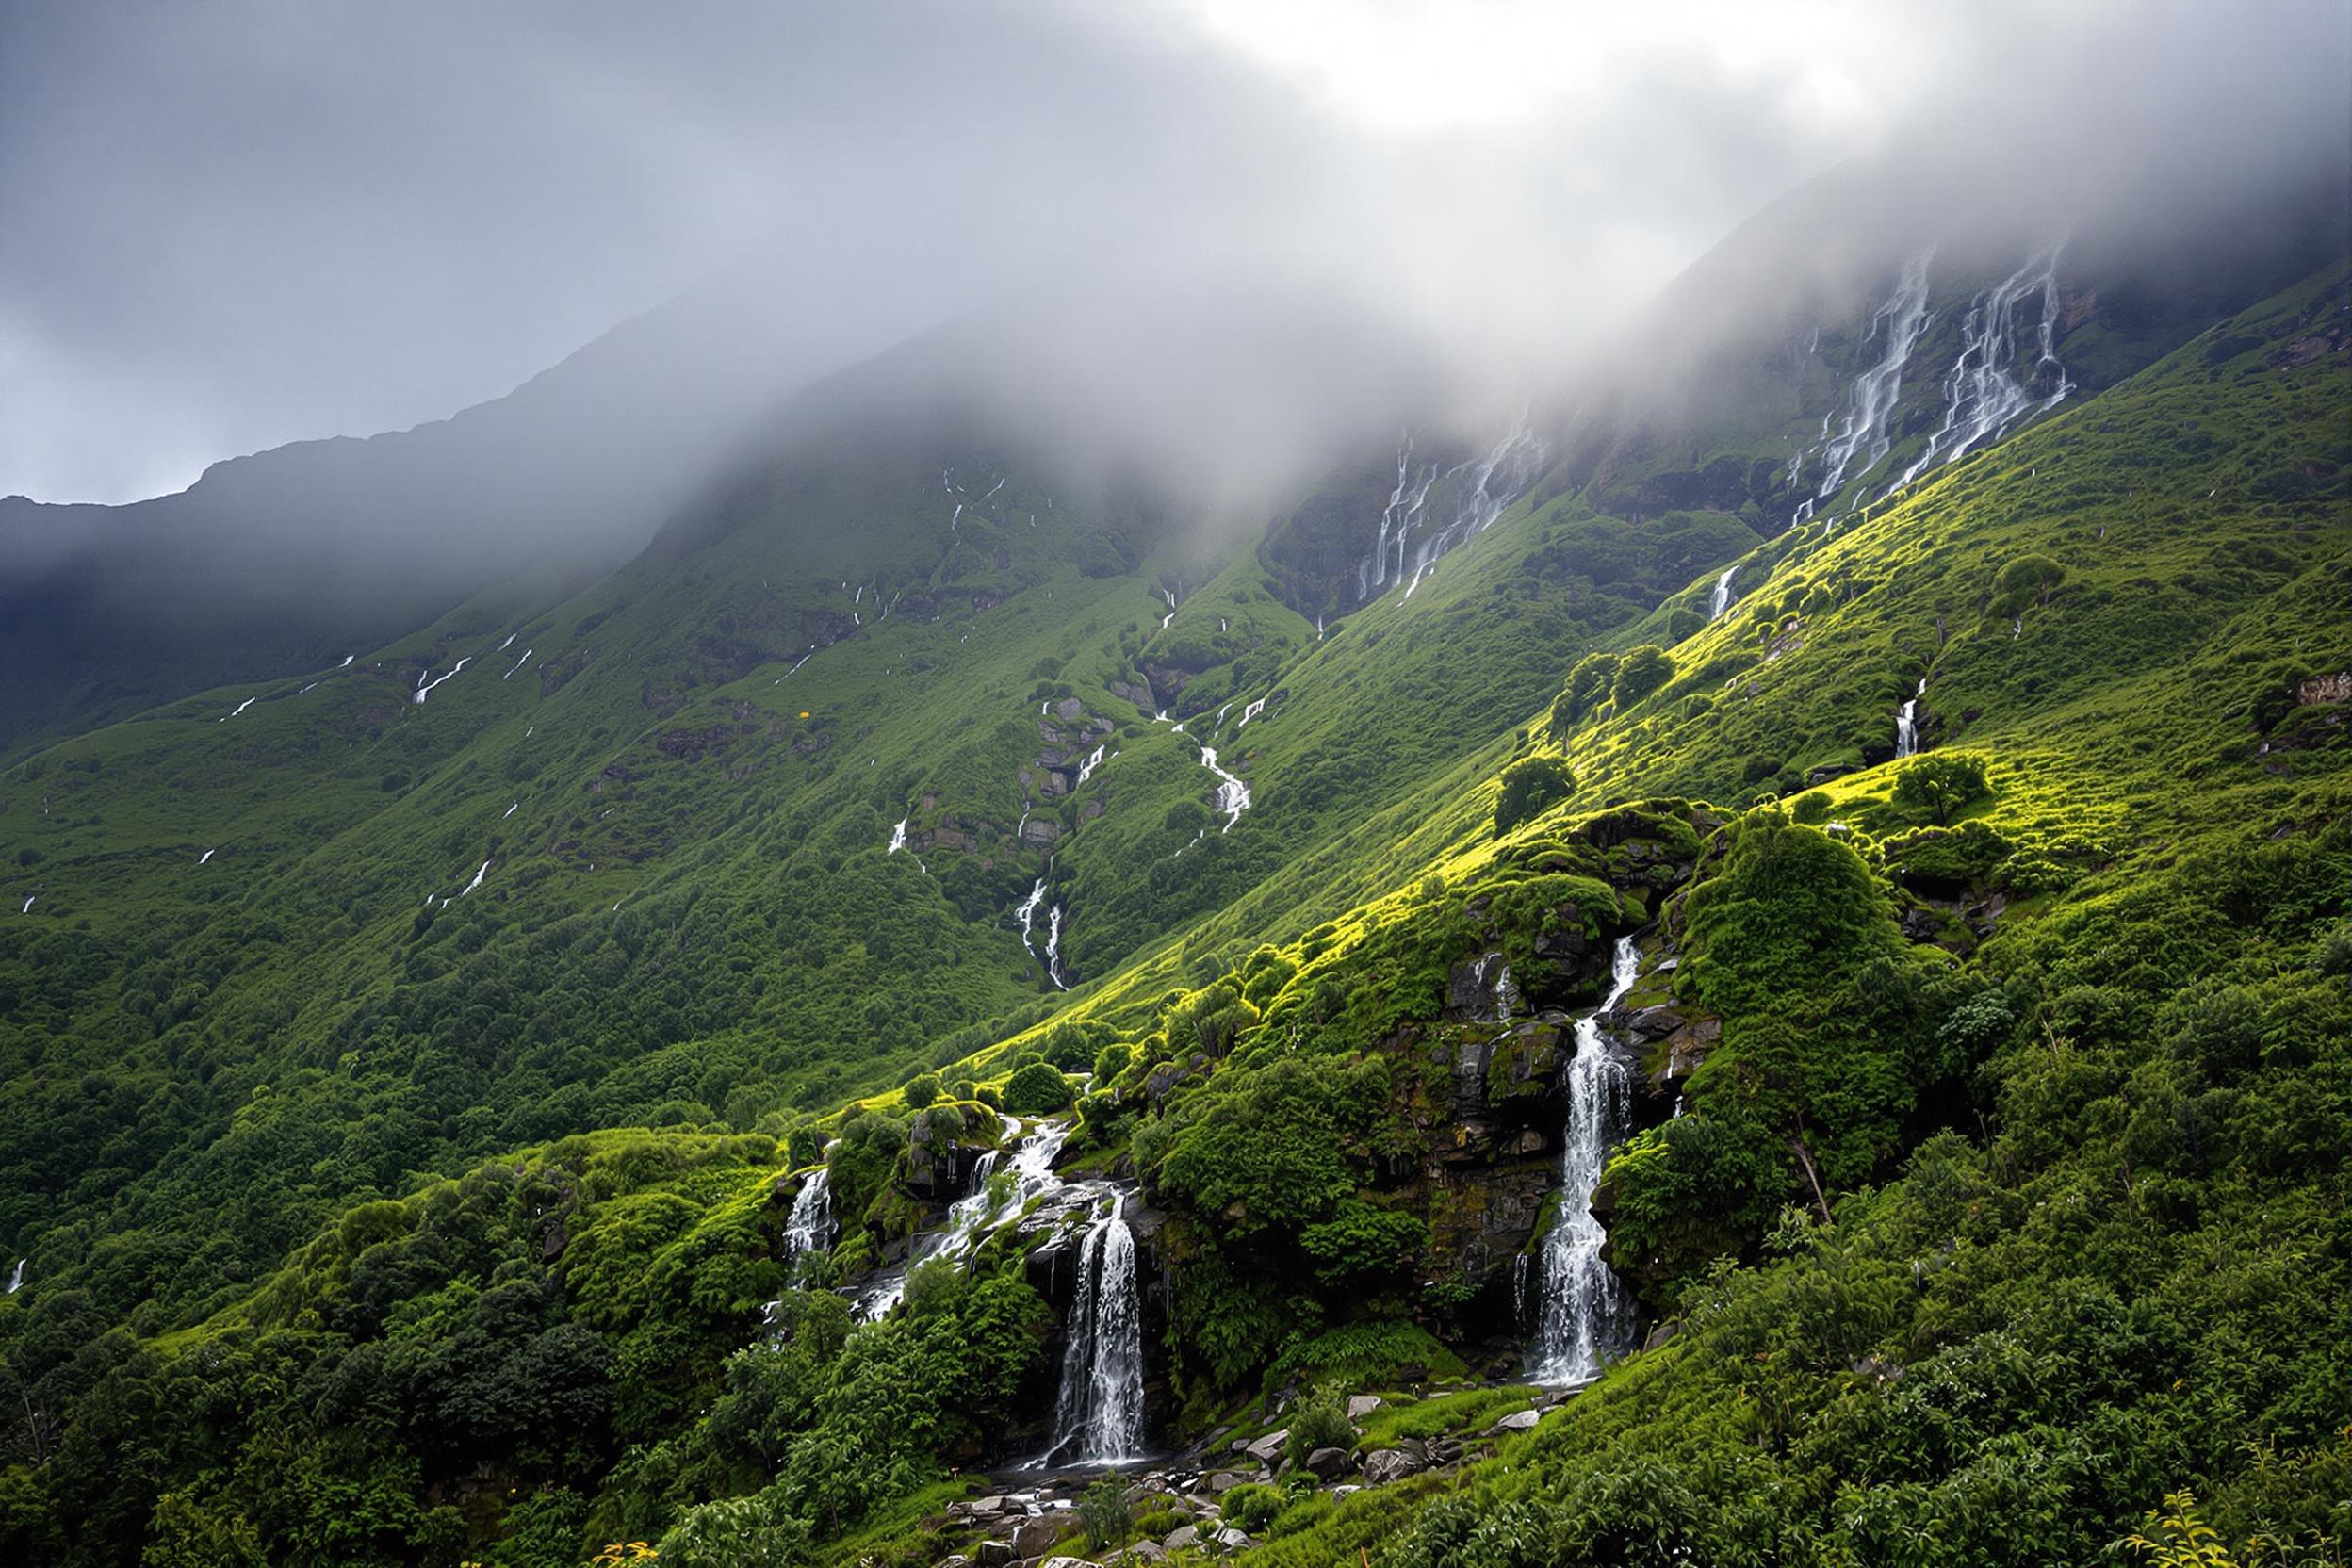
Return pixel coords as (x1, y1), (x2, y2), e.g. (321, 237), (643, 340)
(1529, 936), (1643, 1384)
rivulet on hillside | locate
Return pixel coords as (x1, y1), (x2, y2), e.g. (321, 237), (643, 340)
(3, 32), (2349, 1568)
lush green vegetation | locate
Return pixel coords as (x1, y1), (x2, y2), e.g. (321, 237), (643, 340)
(0, 229), (2342, 1567)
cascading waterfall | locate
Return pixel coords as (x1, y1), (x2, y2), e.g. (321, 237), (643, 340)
(7, 1259), (23, 1295)
(1806, 248), (1936, 501)
(1200, 747), (1250, 829)
(1075, 744), (1107, 786)
(1896, 243), (2071, 488)
(854, 1121), (1073, 1320)
(1529, 937), (1643, 1384)
(1042, 1190), (1146, 1466)
(1015, 877), (1049, 961)
(887, 818), (909, 854)
(1045, 905), (1071, 989)
(782, 1170), (835, 1266)
(1359, 418), (1550, 603)
(1895, 678), (1928, 758)
(1708, 565), (1739, 621)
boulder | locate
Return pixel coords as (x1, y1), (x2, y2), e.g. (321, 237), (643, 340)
(1215, 1528), (1250, 1551)
(1242, 1429), (1288, 1464)
(1346, 1395), (1383, 1420)
(1107, 1545), (1168, 1567)
(976, 1543), (1015, 1568)
(1162, 1527), (1200, 1551)
(1490, 1409), (1541, 1433)
(1204, 1471), (1247, 1493)
(1362, 1447), (1423, 1486)
(1009, 1518), (1063, 1557)
(1304, 1446), (1351, 1480)
(1040, 1558), (1096, 1568)
(1643, 1320), (1679, 1352)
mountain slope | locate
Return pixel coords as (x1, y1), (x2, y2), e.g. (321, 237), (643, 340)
(0, 211), (2344, 1564)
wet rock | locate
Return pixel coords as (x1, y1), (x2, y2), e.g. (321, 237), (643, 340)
(1009, 1518), (1063, 1557)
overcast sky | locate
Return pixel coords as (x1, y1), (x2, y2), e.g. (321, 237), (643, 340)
(2, 0), (2344, 504)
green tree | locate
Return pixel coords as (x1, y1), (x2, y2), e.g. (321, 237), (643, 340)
(1495, 756), (1577, 837)
(1992, 553), (2066, 613)
(1548, 653), (1621, 738)
(1611, 645), (1676, 707)
(1000, 1062), (1074, 1115)
(1891, 753), (1991, 825)
(900, 1073), (941, 1111)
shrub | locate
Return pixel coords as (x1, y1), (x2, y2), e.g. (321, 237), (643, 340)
(900, 1073), (940, 1111)
(1222, 1483), (1285, 1534)
(1992, 553), (2066, 613)
(1077, 1475), (1132, 1548)
(1284, 1380), (1357, 1467)
(1001, 1062), (1075, 1115)
(1495, 756), (1577, 838)
(1891, 753), (1991, 825)
(1612, 645), (1676, 706)
(1548, 653), (1621, 737)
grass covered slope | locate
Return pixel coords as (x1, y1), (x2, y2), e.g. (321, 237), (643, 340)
(0, 251), (2343, 1568)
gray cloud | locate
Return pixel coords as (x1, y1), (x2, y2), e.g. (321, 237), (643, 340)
(0, 0), (2343, 505)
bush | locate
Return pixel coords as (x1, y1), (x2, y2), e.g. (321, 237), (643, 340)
(1548, 653), (1621, 738)
(1284, 1380), (1357, 1468)
(1001, 1062), (1075, 1115)
(1495, 757), (1577, 838)
(1612, 645), (1676, 707)
(900, 1073), (941, 1110)
(1078, 1475), (1133, 1548)
(1222, 1483), (1285, 1534)
(1892, 753), (1991, 825)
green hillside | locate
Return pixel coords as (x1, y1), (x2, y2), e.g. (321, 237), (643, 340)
(0, 234), (2344, 1568)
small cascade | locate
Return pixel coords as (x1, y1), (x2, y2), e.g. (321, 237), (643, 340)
(1896, 243), (2071, 489)
(1895, 678), (1928, 758)
(1359, 418), (1550, 604)
(1236, 696), (1268, 728)
(1708, 565), (1739, 621)
(1200, 747), (1251, 829)
(1805, 248), (1936, 502)
(1041, 1190), (1146, 1466)
(1045, 906), (1071, 989)
(7, 1259), (23, 1295)
(1529, 936), (1643, 1385)
(1015, 878), (1049, 960)
(1495, 962), (1516, 1024)
(1076, 744), (1107, 786)
(887, 818), (909, 854)
(783, 1170), (835, 1266)
(854, 1121), (1072, 1320)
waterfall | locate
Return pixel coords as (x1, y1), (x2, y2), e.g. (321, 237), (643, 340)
(1529, 937), (1643, 1384)
(1806, 248), (1936, 501)
(1042, 1191), (1146, 1466)
(1045, 906), (1071, 990)
(1359, 418), (1550, 605)
(1075, 744), (1107, 786)
(1895, 678), (1927, 758)
(887, 818), (909, 854)
(6, 1259), (23, 1295)
(1708, 565), (1739, 621)
(783, 1170), (835, 1266)
(854, 1121), (1074, 1320)
(1200, 746), (1251, 829)
(1896, 243), (2071, 490)
(1014, 878), (1049, 960)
